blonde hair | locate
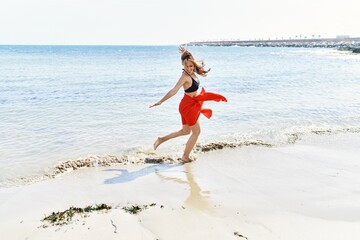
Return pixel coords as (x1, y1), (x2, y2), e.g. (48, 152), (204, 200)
(179, 47), (210, 77)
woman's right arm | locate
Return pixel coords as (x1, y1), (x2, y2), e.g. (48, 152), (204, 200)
(149, 76), (186, 108)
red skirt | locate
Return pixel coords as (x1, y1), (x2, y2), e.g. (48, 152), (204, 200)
(179, 88), (227, 126)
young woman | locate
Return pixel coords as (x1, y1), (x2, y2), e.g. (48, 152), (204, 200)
(149, 47), (227, 162)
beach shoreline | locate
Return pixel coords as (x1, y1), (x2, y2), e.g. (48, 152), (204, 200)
(1, 133), (360, 239)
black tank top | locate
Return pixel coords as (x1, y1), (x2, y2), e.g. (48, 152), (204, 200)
(183, 70), (199, 93)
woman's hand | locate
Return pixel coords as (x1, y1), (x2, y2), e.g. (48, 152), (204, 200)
(149, 101), (162, 108)
(179, 46), (187, 54)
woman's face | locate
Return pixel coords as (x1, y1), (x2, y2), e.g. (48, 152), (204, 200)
(183, 60), (195, 74)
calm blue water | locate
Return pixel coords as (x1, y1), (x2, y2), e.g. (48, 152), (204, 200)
(1, 45), (360, 185)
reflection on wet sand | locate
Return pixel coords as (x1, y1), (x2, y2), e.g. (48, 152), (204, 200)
(156, 163), (211, 211)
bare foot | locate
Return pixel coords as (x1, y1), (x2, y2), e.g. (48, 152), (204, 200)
(153, 137), (163, 150)
(181, 156), (192, 163)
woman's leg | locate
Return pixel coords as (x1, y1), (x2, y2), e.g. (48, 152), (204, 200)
(182, 122), (201, 162)
(154, 125), (191, 150)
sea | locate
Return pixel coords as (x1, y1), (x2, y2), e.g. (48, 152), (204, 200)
(1, 45), (359, 187)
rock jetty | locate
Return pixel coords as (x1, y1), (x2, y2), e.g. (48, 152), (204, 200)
(187, 37), (360, 50)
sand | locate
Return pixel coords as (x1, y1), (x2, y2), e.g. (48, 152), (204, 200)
(1, 133), (360, 240)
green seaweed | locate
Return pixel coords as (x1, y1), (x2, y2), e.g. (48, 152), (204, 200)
(42, 204), (112, 225)
(122, 203), (156, 214)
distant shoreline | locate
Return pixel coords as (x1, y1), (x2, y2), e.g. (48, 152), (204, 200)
(187, 37), (360, 49)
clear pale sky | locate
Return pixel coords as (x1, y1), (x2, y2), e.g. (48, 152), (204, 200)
(1, 0), (359, 45)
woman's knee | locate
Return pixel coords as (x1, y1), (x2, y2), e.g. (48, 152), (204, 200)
(181, 128), (191, 135)
(191, 125), (201, 136)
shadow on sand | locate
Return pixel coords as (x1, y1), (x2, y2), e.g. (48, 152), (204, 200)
(103, 163), (184, 184)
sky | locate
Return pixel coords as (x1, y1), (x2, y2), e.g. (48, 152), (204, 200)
(1, 0), (360, 45)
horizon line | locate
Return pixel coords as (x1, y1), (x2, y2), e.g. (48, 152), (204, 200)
(0, 43), (185, 47)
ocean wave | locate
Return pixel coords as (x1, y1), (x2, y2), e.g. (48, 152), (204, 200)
(284, 126), (360, 144)
(195, 140), (272, 152)
(47, 139), (276, 179)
